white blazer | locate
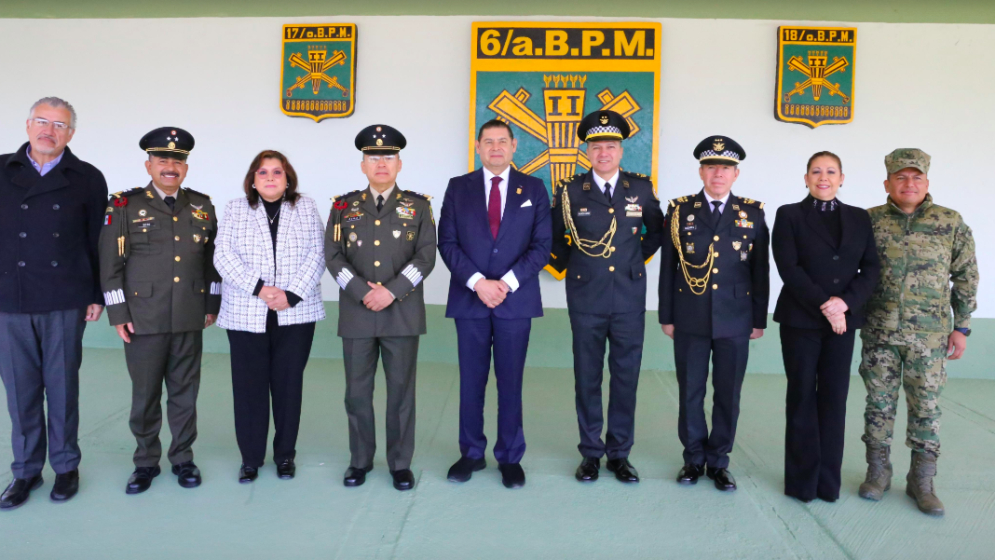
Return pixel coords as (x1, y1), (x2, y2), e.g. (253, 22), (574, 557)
(214, 195), (326, 333)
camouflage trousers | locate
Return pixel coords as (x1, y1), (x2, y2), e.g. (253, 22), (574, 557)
(858, 329), (947, 456)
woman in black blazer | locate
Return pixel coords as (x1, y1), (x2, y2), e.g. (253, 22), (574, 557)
(772, 151), (880, 503)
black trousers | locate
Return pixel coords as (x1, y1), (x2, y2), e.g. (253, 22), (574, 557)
(0, 309), (86, 478)
(226, 312), (315, 467)
(674, 330), (749, 469)
(780, 324), (855, 501)
(568, 311), (644, 460)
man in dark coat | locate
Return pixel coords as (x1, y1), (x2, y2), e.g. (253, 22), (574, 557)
(0, 97), (108, 510)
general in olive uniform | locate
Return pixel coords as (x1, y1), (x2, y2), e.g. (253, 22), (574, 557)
(98, 128), (221, 494)
(658, 136), (770, 491)
(325, 125), (437, 491)
(548, 110), (664, 484)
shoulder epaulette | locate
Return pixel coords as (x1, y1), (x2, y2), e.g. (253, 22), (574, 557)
(332, 189), (363, 202)
(621, 170), (650, 180)
(739, 197), (765, 210)
(669, 194), (697, 208)
(111, 187), (145, 199)
(557, 173), (584, 187)
(404, 190), (433, 202)
(183, 187), (212, 200)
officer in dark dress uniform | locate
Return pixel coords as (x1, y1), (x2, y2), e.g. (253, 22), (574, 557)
(548, 110), (664, 484)
(658, 136), (769, 491)
(325, 125), (437, 491)
(98, 128), (221, 494)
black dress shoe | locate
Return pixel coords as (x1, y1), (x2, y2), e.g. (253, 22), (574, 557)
(391, 469), (415, 491)
(677, 463), (705, 485)
(277, 459), (295, 480)
(706, 467), (737, 491)
(498, 463), (526, 489)
(50, 470), (79, 502)
(1, 475), (43, 510)
(239, 465), (258, 484)
(606, 458), (640, 483)
(575, 457), (600, 482)
(126, 466), (160, 495)
(344, 465), (372, 487)
(171, 461), (202, 488)
(447, 456), (486, 483)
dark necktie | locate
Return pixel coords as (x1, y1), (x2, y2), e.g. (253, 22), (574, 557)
(164, 196), (176, 211)
(488, 176), (502, 239)
(604, 182), (613, 203)
(710, 200), (722, 226)
(377, 194), (384, 212)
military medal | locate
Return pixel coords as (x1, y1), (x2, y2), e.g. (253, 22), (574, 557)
(349, 232), (357, 242)
(686, 242), (695, 255)
(732, 241), (742, 251)
(193, 234), (202, 243)
(344, 211), (363, 223)
(396, 206), (416, 220)
(393, 230), (401, 239)
(731, 204), (740, 211)
(139, 209), (147, 216)
(694, 201), (702, 208)
(399, 199), (414, 208)
(406, 231), (416, 241)
(626, 196), (639, 204)
(353, 200), (360, 207)
(516, 187), (522, 195)
(738, 210), (747, 219)
(687, 214), (694, 222)
(735, 219), (753, 228)
(192, 208), (210, 221)
(356, 240), (362, 247)
(741, 251), (749, 261)
(632, 227), (638, 235)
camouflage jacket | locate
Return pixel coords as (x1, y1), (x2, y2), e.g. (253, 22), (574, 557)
(864, 194), (978, 334)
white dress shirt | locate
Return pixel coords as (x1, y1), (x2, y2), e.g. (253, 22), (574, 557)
(152, 184), (180, 202)
(591, 169), (620, 199)
(467, 166), (520, 293)
(369, 184), (395, 206)
(703, 190), (731, 215)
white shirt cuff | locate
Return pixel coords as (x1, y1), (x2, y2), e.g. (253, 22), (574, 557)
(501, 270), (519, 293)
(467, 272), (485, 292)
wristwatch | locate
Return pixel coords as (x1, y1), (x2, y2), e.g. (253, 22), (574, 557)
(954, 327), (971, 337)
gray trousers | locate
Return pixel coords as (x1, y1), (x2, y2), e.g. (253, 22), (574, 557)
(342, 336), (418, 472)
(0, 309), (86, 478)
(124, 331), (202, 467)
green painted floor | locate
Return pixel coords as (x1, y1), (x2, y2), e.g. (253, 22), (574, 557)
(2, 347), (995, 559)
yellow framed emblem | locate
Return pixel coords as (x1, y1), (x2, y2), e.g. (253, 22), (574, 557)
(280, 23), (357, 121)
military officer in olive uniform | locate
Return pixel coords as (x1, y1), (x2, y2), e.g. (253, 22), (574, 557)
(659, 136), (770, 491)
(325, 125), (437, 491)
(548, 110), (664, 484)
(98, 127), (221, 494)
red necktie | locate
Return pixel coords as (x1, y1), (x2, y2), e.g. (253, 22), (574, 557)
(488, 176), (502, 239)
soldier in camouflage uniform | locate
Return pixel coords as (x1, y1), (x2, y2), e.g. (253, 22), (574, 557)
(858, 148), (978, 516)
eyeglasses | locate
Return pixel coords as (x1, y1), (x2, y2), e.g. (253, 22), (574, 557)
(366, 155), (397, 163)
(256, 169), (285, 177)
(31, 117), (70, 130)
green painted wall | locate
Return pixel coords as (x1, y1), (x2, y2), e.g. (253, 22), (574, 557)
(82, 302), (994, 379)
(2, 0), (995, 24)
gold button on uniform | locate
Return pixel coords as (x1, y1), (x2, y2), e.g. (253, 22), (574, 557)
(609, 266), (615, 272)
(173, 216), (178, 222)
(712, 284), (718, 290)
(374, 240), (380, 246)
(200, 289), (205, 293)
(608, 208), (615, 214)
(713, 235), (719, 241)
(610, 246), (616, 252)
(713, 252), (719, 258)
(374, 261), (381, 267)
(174, 236), (180, 241)
(174, 277), (180, 283)
(712, 268), (719, 273)
(743, 235), (748, 239)
(375, 220), (381, 226)
(175, 256), (181, 262)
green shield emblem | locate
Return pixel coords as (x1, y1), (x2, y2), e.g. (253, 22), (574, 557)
(775, 26), (857, 128)
(281, 24), (357, 121)
(468, 22), (661, 192)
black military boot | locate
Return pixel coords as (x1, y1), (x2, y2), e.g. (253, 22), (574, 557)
(858, 444), (892, 501)
(906, 451), (944, 516)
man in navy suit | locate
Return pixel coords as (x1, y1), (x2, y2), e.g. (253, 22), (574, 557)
(438, 119), (552, 488)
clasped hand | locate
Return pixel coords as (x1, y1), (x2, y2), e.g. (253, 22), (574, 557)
(475, 279), (509, 309)
(258, 286), (290, 311)
(820, 296), (849, 335)
(363, 282), (395, 312)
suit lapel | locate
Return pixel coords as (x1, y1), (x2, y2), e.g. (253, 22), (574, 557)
(584, 172), (611, 209)
(838, 202), (853, 248)
(495, 169), (524, 244)
(802, 199), (837, 249)
(144, 183), (174, 215)
(274, 199), (293, 259)
(714, 193), (737, 233)
(360, 187), (379, 217)
(693, 191), (713, 232)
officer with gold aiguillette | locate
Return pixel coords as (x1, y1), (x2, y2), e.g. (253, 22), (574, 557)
(548, 110), (664, 485)
(325, 124), (436, 491)
(658, 136), (769, 492)
(98, 127), (221, 495)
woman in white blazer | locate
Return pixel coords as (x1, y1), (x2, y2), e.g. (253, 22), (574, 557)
(214, 150), (325, 483)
